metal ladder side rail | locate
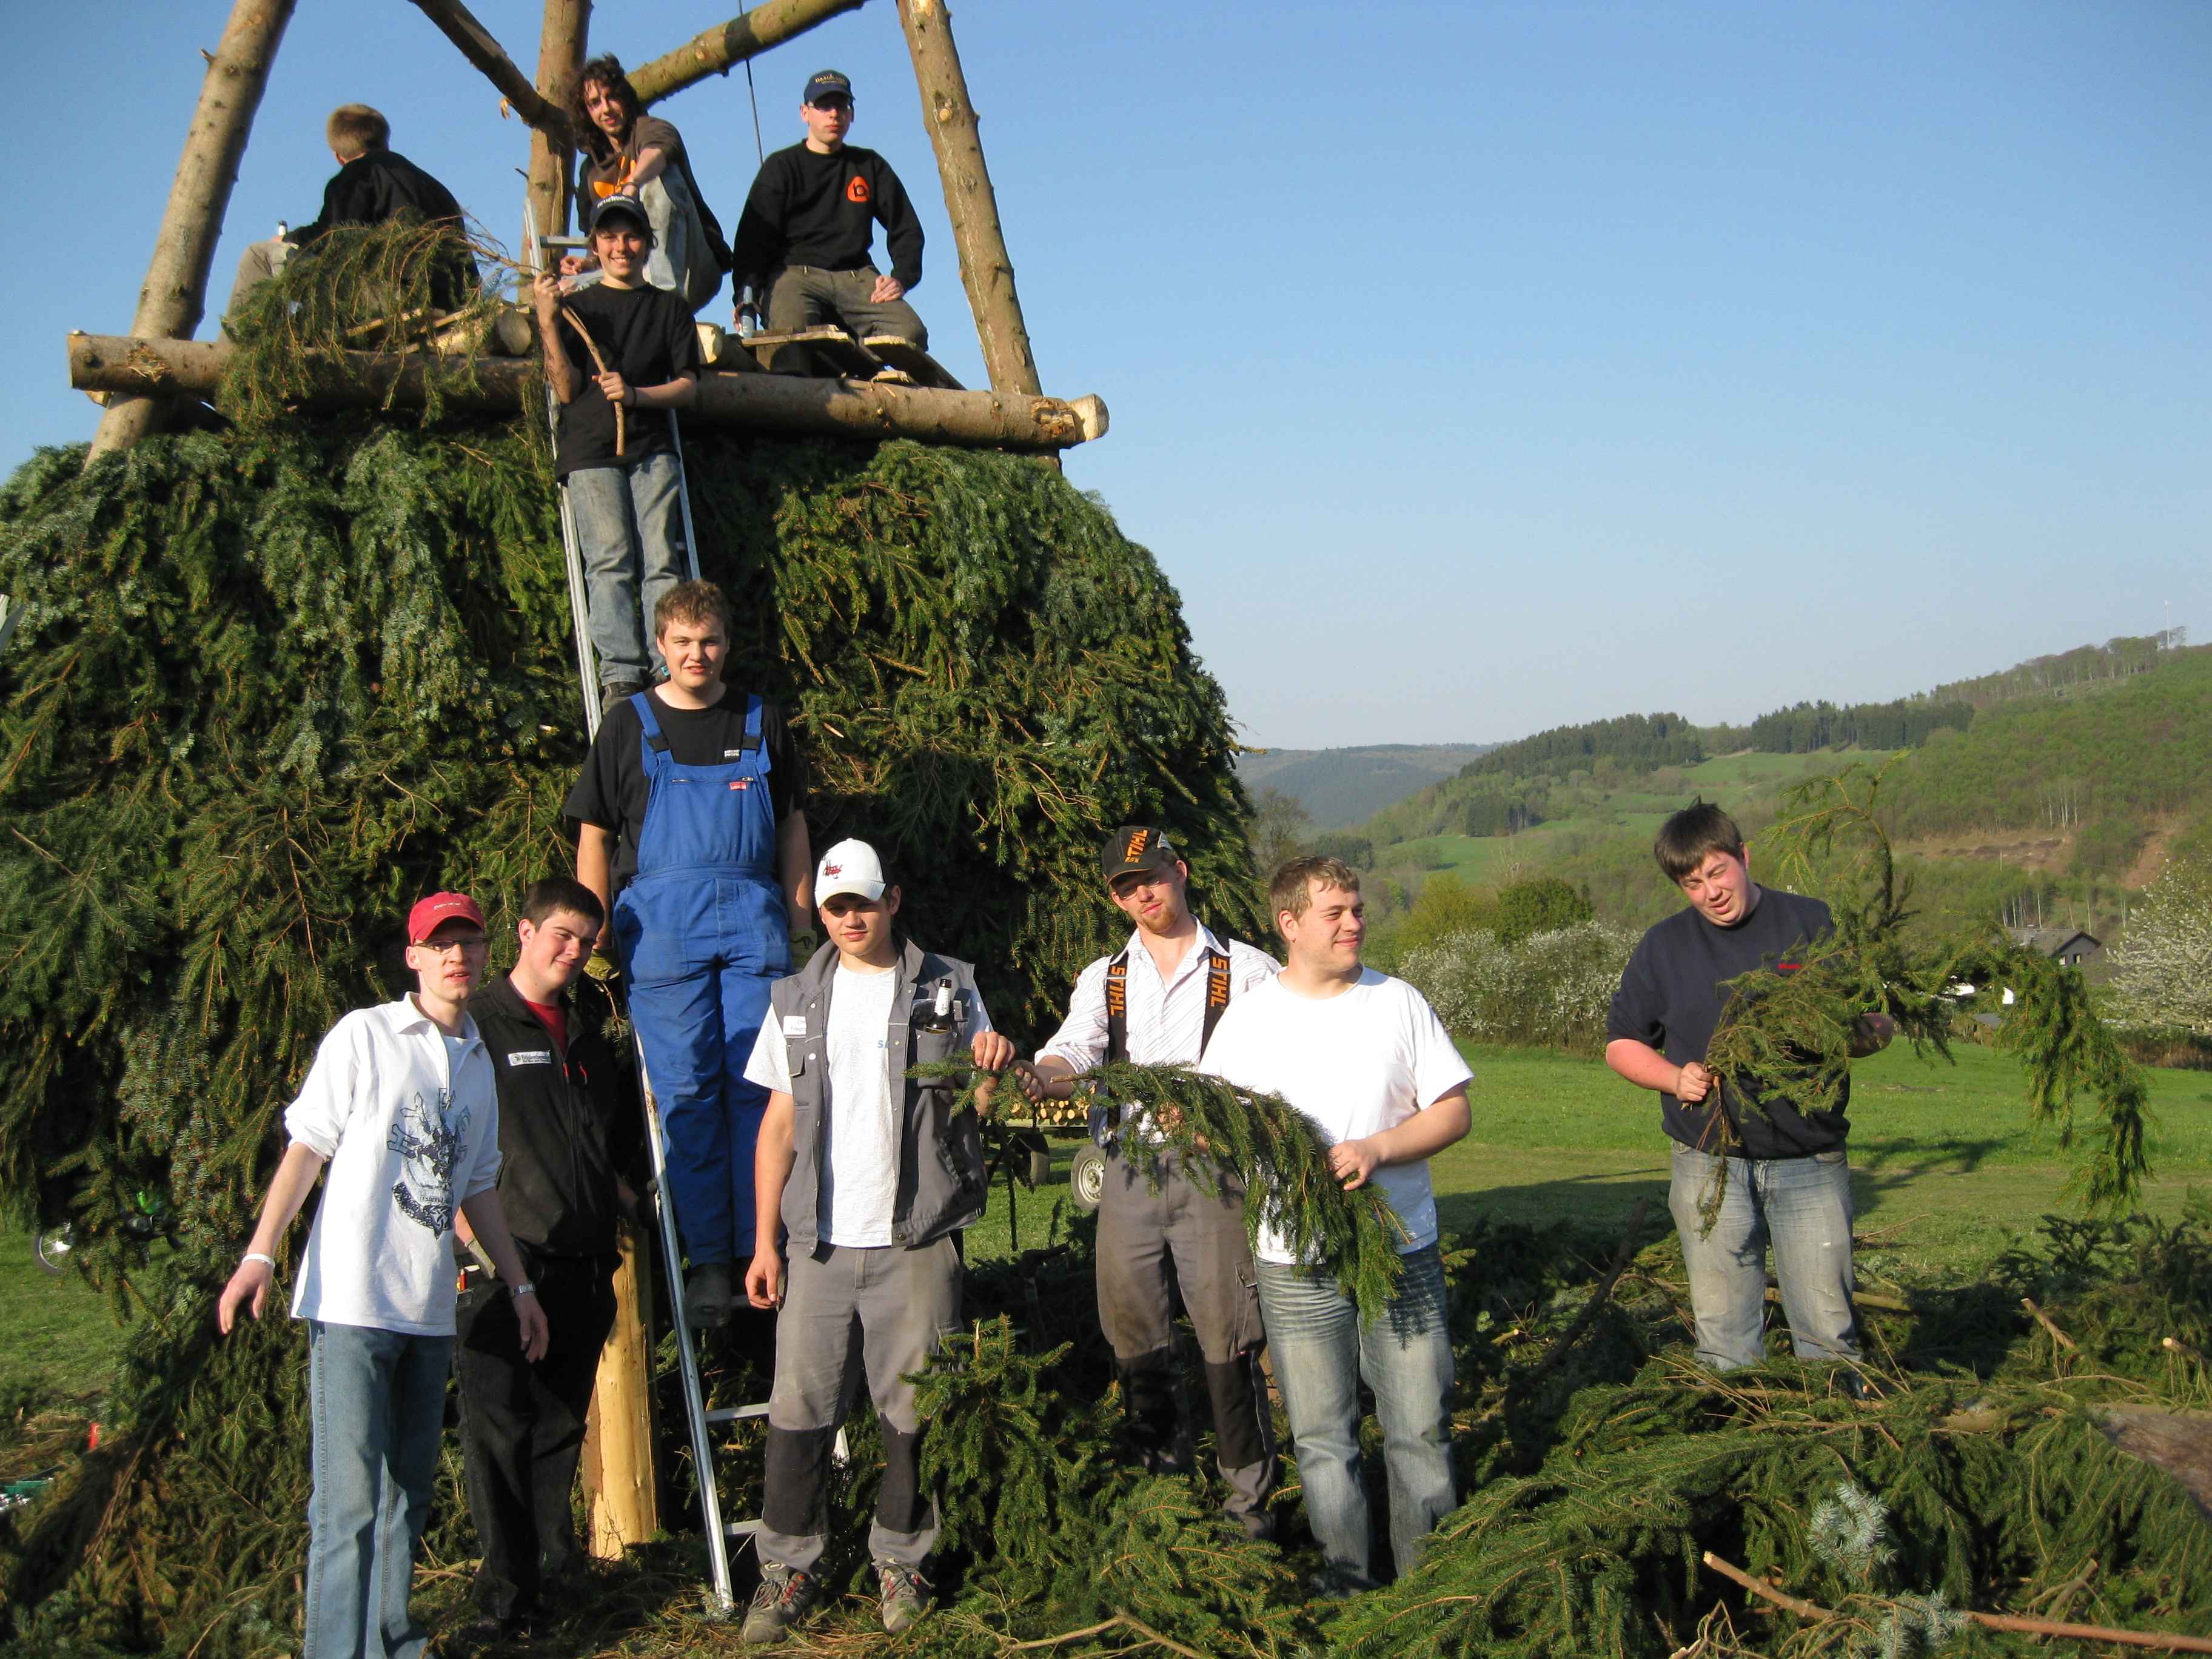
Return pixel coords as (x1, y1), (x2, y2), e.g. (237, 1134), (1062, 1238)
(527, 204), (749, 1616)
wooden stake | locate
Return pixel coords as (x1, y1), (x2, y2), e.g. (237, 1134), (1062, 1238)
(582, 1216), (658, 1555)
(524, 0), (591, 250)
(87, 0), (297, 464)
(629, 0), (870, 107)
(558, 306), (622, 455)
(894, 0), (1042, 398)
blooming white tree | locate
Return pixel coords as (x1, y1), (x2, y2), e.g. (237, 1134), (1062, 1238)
(2106, 856), (2212, 1034)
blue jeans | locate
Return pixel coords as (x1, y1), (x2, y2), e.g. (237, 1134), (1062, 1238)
(1668, 1144), (1859, 1371)
(566, 451), (688, 687)
(1256, 1242), (1455, 1587)
(303, 1321), (454, 1659)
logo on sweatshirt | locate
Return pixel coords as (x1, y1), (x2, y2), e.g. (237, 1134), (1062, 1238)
(846, 173), (871, 204)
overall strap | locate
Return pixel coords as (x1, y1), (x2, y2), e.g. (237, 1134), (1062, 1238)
(1199, 948), (1233, 1050)
(739, 691), (763, 753)
(1103, 950), (1130, 1065)
(629, 691), (671, 762)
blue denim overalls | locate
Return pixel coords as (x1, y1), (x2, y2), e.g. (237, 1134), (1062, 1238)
(612, 690), (791, 1264)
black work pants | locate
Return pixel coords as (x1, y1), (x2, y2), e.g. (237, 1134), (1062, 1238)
(454, 1251), (619, 1620)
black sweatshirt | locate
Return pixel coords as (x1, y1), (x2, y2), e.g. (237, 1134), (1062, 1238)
(1606, 888), (1849, 1159)
(729, 141), (923, 291)
(290, 149), (477, 307)
(466, 976), (637, 1256)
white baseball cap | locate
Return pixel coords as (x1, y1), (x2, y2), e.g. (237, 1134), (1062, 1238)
(814, 838), (888, 903)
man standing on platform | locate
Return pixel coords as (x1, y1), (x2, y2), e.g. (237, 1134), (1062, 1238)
(730, 69), (930, 374)
(216, 891), (548, 1659)
(1014, 826), (1281, 1538)
(452, 877), (637, 1642)
(566, 581), (811, 1329)
(1199, 855), (1470, 1594)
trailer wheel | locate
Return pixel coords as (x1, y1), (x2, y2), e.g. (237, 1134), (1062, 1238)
(1070, 1144), (1107, 1213)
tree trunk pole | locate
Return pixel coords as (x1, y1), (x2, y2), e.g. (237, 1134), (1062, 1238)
(525, 0), (590, 249)
(583, 1216), (658, 1555)
(894, 0), (1042, 398)
(407, 0), (570, 138)
(85, 0), (296, 466)
(629, 0), (870, 108)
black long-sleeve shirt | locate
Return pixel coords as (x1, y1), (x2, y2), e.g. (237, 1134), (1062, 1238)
(291, 148), (477, 307)
(729, 141), (923, 291)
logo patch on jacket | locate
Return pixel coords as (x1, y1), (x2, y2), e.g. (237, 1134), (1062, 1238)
(846, 173), (871, 204)
(729, 779), (751, 789)
(506, 1050), (554, 1067)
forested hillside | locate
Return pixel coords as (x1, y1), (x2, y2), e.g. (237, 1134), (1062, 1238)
(1233, 742), (1493, 828)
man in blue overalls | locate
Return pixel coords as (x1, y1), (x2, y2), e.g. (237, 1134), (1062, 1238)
(568, 579), (813, 1326)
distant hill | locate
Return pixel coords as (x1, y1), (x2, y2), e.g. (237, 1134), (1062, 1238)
(1236, 743), (1495, 829)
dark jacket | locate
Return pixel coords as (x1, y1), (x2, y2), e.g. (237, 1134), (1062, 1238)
(292, 148), (478, 307)
(466, 976), (634, 1256)
(769, 938), (988, 1255)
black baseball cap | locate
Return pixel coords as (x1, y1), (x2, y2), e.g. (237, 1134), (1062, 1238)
(1101, 825), (1181, 882)
(589, 193), (651, 234)
(803, 70), (853, 106)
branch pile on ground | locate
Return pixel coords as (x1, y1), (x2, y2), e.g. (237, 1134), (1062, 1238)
(1704, 764), (2151, 1215)
(0, 408), (1261, 1654)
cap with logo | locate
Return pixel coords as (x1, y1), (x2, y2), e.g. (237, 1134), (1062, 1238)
(1101, 825), (1179, 882)
(803, 69), (853, 106)
(814, 837), (887, 903)
(407, 891), (485, 943)
(589, 192), (652, 235)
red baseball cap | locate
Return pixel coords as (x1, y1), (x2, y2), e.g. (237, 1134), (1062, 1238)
(407, 891), (485, 943)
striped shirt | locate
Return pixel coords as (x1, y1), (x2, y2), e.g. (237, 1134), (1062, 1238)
(1038, 922), (1280, 1073)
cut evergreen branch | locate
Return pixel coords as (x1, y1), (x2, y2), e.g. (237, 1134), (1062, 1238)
(1703, 762), (2151, 1216)
(914, 1058), (1406, 1318)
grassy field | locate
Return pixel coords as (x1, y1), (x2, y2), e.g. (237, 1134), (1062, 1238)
(13, 1044), (2207, 1408)
(1379, 814), (1671, 883)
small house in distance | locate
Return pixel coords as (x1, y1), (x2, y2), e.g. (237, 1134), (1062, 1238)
(2007, 927), (2103, 967)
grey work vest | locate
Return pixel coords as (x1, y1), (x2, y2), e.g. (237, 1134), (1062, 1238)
(768, 937), (990, 1255)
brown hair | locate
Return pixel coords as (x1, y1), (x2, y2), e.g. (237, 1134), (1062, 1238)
(1654, 801), (1746, 882)
(326, 104), (390, 157)
(654, 580), (732, 639)
(520, 876), (605, 930)
(574, 55), (643, 167)
(1269, 855), (1362, 925)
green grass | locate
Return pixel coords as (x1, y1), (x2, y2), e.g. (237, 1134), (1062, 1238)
(1381, 814), (1670, 883)
(0, 1228), (129, 1404)
(1680, 749), (1851, 790)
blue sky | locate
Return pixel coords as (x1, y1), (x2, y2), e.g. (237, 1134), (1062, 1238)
(15, 2), (2208, 748)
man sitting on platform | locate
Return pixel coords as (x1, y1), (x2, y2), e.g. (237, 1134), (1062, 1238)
(224, 104), (474, 327)
(729, 69), (929, 375)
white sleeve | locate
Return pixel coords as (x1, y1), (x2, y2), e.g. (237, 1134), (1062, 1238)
(282, 1016), (364, 1159)
(462, 1087), (503, 1200)
(1037, 957), (1110, 1071)
(743, 1015), (795, 1096)
(1229, 942), (1282, 991)
(1404, 983), (1474, 1107)
(1198, 1000), (1259, 1090)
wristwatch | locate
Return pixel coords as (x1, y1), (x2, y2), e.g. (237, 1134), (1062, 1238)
(509, 1281), (538, 1299)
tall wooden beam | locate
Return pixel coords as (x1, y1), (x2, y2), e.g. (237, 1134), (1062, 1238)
(407, 0), (571, 141)
(581, 1219), (657, 1556)
(87, 0), (297, 465)
(895, 0), (1040, 399)
(525, 0), (591, 246)
(628, 0), (868, 108)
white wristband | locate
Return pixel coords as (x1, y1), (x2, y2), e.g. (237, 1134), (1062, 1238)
(243, 1252), (278, 1272)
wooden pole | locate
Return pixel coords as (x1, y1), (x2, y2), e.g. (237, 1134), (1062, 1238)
(629, 0), (870, 108)
(894, 0), (1042, 399)
(407, 0), (570, 139)
(86, 0), (296, 465)
(525, 0), (591, 249)
(582, 1216), (658, 1555)
(69, 333), (1109, 451)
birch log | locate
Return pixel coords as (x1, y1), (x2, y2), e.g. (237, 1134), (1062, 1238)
(86, 0), (296, 464)
(629, 0), (870, 107)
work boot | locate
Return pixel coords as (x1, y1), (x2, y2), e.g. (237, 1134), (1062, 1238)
(876, 1561), (931, 1634)
(741, 1562), (821, 1644)
(600, 678), (647, 715)
(683, 1262), (733, 1329)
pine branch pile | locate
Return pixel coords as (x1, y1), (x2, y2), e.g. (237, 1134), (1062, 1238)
(1703, 765), (2151, 1213)
(218, 218), (509, 427)
(918, 1059), (1408, 1318)
(0, 412), (1261, 1653)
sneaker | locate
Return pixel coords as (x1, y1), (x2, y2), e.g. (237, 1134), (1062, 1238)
(877, 1560), (931, 1634)
(742, 1562), (821, 1644)
(683, 1262), (733, 1329)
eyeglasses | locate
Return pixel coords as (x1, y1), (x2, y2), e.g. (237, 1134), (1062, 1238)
(809, 96), (853, 113)
(414, 934), (488, 956)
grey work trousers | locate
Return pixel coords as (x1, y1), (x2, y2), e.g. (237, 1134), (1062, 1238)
(759, 1237), (960, 1573)
(224, 236), (294, 329)
(1096, 1150), (1276, 1536)
(762, 264), (927, 373)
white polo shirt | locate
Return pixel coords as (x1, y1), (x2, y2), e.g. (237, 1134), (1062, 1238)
(284, 995), (503, 1335)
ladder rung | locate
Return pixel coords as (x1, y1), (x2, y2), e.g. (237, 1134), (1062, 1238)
(725, 1518), (763, 1537)
(704, 1402), (772, 1425)
(541, 234), (589, 247)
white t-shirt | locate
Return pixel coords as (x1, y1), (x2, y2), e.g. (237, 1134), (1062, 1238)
(284, 996), (503, 1335)
(745, 963), (993, 1248)
(1199, 969), (1472, 1265)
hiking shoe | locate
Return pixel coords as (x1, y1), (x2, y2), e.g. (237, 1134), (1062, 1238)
(741, 1562), (820, 1644)
(683, 1262), (733, 1329)
(877, 1561), (931, 1634)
